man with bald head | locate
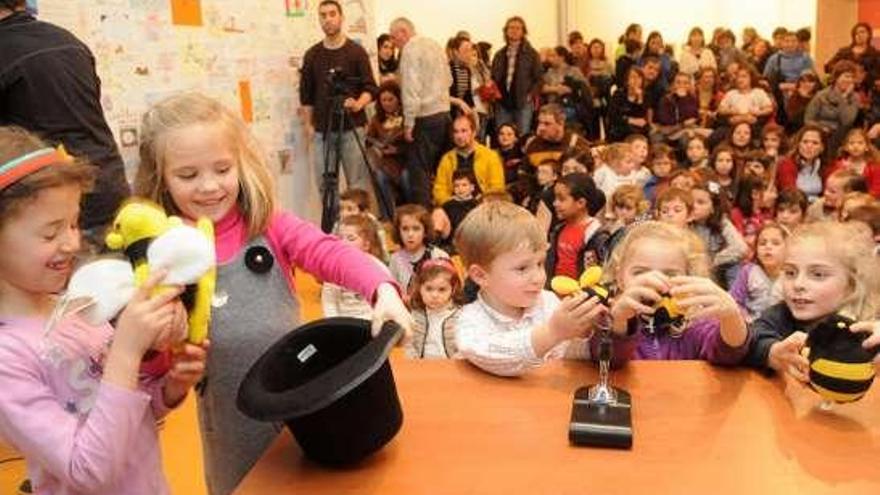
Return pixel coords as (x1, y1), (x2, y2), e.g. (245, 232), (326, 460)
(389, 17), (452, 207)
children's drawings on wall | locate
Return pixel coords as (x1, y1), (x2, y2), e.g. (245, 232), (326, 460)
(36, 0), (376, 218)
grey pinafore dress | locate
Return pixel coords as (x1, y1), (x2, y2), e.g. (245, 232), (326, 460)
(197, 237), (299, 495)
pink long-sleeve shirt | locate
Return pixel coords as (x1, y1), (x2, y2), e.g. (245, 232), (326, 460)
(214, 207), (396, 301)
(0, 316), (172, 495)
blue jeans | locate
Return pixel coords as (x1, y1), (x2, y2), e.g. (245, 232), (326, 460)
(495, 105), (534, 135)
(314, 127), (371, 193)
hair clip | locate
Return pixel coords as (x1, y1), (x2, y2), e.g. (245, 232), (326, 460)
(418, 257), (458, 276)
(707, 181), (721, 195)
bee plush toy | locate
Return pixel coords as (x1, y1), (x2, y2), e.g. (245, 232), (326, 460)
(550, 266), (609, 303)
(804, 313), (880, 404)
(48, 201), (216, 345)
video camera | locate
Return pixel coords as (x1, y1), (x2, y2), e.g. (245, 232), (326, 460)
(326, 67), (360, 97)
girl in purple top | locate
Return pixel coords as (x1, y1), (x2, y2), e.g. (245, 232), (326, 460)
(604, 221), (750, 364)
(134, 93), (412, 495)
(0, 127), (207, 495)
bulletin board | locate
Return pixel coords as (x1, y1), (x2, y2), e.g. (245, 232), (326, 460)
(32, 0), (376, 217)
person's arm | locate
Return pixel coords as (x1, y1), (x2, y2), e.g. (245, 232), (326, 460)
(485, 147), (506, 194)
(268, 211), (397, 302)
(712, 218), (749, 267)
(299, 49), (316, 137)
(743, 303), (788, 370)
(433, 152), (454, 206)
(321, 282), (341, 317)
(803, 91), (821, 128)
(399, 42), (422, 131)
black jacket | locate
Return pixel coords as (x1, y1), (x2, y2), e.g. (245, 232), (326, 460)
(0, 11), (129, 228)
(490, 40), (543, 111)
(744, 303), (812, 372)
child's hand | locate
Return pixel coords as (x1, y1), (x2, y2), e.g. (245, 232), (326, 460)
(372, 282), (414, 343)
(670, 276), (739, 321)
(767, 332), (809, 383)
(850, 321), (880, 371)
(114, 270), (184, 358)
(609, 271), (670, 324)
(548, 293), (608, 341)
(163, 340), (209, 408)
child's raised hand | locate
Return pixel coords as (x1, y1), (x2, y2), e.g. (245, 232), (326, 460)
(767, 331), (809, 382)
(670, 276), (739, 321)
(850, 321), (880, 371)
(113, 270), (184, 358)
(549, 293), (608, 341)
(609, 270), (671, 324)
(372, 282), (414, 343)
(163, 340), (209, 408)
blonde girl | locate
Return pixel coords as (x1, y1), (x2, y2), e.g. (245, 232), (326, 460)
(604, 221), (750, 363)
(134, 93), (410, 495)
(746, 222), (880, 380)
(322, 214), (392, 319)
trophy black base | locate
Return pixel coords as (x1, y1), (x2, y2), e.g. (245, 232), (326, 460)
(568, 386), (633, 449)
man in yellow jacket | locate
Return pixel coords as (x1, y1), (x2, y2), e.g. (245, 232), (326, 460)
(432, 113), (505, 206)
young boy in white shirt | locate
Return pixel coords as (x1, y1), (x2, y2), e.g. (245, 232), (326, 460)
(453, 201), (626, 376)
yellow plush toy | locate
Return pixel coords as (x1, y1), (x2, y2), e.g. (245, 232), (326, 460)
(104, 201), (216, 344)
(550, 266), (609, 303)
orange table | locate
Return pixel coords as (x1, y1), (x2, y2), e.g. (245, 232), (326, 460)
(234, 359), (880, 495)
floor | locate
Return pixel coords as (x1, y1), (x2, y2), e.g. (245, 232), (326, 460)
(0, 269), (325, 495)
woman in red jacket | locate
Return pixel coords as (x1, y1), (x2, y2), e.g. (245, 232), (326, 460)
(776, 123), (829, 203)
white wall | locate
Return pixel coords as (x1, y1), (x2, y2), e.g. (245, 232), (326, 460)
(375, 0), (560, 54)
(569, 0), (817, 56)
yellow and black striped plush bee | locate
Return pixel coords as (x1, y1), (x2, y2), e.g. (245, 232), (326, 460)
(804, 313), (880, 404)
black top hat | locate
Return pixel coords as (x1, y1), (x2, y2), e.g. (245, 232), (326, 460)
(237, 318), (404, 465)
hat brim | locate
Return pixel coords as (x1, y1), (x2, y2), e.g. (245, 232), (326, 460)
(237, 318), (401, 421)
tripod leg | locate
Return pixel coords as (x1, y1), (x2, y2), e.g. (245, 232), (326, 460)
(339, 109), (395, 221)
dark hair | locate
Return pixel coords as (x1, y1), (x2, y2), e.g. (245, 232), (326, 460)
(687, 27), (706, 47)
(452, 112), (477, 132)
(772, 27), (788, 38)
(318, 0), (342, 14)
(830, 60), (859, 84)
(645, 31), (664, 55)
(553, 46), (575, 66)
(393, 204), (433, 245)
(760, 123), (788, 154)
(377, 33), (392, 49)
(624, 39), (642, 56)
(409, 259), (465, 310)
(448, 35), (471, 53)
(340, 187), (371, 212)
(796, 27), (811, 43)
(0, 0), (24, 9)
(776, 188), (808, 213)
(503, 16), (528, 43)
(476, 41), (492, 64)
(587, 38), (606, 61)
(374, 80), (401, 122)
(851, 22), (873, 45)
(452, 168), (480, 195)
(568, 30), (584, 46)
(788, 123), (828, 163)
(656, 186), (694, 213)
(556, 173), (606, 216)
(693, 173), (731, 232)
(733, 173), (765, 217)
(0, 127), (96, 227)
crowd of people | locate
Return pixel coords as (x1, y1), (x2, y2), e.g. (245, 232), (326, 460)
(1, 0), (880, 494)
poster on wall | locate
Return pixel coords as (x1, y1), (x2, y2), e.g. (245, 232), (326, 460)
(33, 0), (376, 216)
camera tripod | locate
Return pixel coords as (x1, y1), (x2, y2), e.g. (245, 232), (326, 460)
(319, 93), (394, 233)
